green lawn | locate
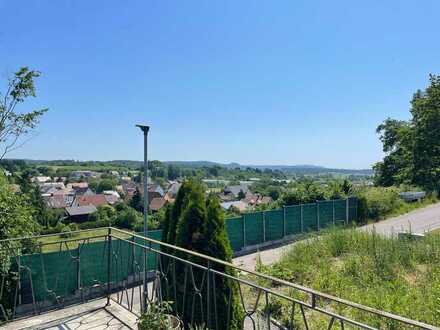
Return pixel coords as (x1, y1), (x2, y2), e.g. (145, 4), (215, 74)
(253, 227), (440, 328)
(36, 227), (134, 253)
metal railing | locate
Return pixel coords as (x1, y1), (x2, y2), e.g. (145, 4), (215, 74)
(0, 227), (437, 329)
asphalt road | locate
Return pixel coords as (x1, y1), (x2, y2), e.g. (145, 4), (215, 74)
(361, 202), (440, 235)
(233, 202), (440, 271)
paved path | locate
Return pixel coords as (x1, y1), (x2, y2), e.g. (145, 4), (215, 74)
(234, 202), (440, 271)
(361, 202), (440, 235)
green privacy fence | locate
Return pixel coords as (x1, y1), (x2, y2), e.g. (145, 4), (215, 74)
(10, 198), (357, 311)
(14, 230), (162, 305)
(226, 197), (358, 251)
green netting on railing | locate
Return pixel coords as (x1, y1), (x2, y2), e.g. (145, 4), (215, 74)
(285, 205), (301, 235)
(80, 240), (108, 288)
(226, 217), (244, 251)
(318, 200), (333, 228)
(18, 250), (78, 302)
(303, 203), (318, 232)
(13, 199), (357, 306)
(265, 209), (284, 241)
(244, 212), (264, 245)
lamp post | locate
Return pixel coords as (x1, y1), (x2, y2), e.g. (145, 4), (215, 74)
(136, 124), (150, 311)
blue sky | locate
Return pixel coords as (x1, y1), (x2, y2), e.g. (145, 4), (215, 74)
(1, 1), (439, 169)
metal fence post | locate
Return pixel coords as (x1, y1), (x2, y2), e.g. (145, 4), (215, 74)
(76, 246), (81, 298)
(263, 212), (266, 242)
(333, 200), (336, 225)
(242, 215), (246, 249)
(346, 198), (349, 225)
(300, 204), (304, 233)
(107, 227), (112, 306)
(283, 206), (286, 238)
(316, 201), (320, 230)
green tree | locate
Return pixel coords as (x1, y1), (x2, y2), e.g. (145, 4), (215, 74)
(202, 195), (242, 329)
(374, 75), (440, 192)
(0, 67), (48, 160)
(411, 75), (440, 191)
(29, 185), (51, 227)
(167, 164), (181, 181)
(169, 182), (241, 328)
(129, 187), (143, 212)
(115, 207), (140, 229)
(237, 189), (246, 200)
(0, 174), (39, 273)
(89, 205), (116, 224)
(96, 178), (117, 193)
(165, 180), (193, 245)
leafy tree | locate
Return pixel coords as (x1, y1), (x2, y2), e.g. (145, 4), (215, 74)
(0, 174), (39, 273)
(0, 67), (48, 160)
(129, 187), (143, 212)
(115, 207), (140, 229)
(374, 75), (440, 192)
(167, 164), (181, 181)
(411, 75), (440, 191)
(89, 205), (116, 224)
(29, 185), (51, 227)
(96, 178), (117, 193)
(237, 189), (246, 200)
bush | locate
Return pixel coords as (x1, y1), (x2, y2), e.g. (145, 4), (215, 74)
(357, 187), (403, 221)
(78, 220), (109, 230)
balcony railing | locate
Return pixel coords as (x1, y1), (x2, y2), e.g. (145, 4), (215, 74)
(0, 227), (437, 329)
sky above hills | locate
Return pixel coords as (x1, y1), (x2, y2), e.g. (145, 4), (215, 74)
(1, 1), (440, 169)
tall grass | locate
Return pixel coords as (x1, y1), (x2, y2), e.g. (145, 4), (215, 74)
(257, 227), (440, 327)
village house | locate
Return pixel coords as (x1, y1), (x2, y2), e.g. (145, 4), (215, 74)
(220, 200), (249, 213)
(72, 194), (108, 208)
(65, 205), (97, 222)
(150, 197), (167, 212)
(224, 184), (250, 198)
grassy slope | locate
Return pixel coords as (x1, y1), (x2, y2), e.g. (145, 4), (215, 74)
(256, 228), (440, 328)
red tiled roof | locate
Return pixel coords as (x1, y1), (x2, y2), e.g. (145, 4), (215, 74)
(75, 194), (108, 207)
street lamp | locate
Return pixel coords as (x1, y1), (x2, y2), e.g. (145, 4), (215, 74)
(136, 124), (150, 311)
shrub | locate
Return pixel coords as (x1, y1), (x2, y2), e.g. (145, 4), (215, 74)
(356, 187), (403, 221)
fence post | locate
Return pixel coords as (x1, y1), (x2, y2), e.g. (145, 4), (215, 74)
(316, 201), (320, 230)
(300, 204), (304, 233)
(263, 212), (266, 242)
(242, 215), (246, 249)
(283, 206), (286, 238)
(76, 245), (81, 299)
(346, 198), (349, 225)
(106, 227), (112, 306)
(333, 200), (336, 225)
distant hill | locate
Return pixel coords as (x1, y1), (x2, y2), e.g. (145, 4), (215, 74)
(15, 159), (373, 176)
(163, 161), (372, 176)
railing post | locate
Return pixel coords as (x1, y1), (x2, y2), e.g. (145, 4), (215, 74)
(207, 261), (211, 329)
(106, 227), (112, 306)
(300, 204), (304, 233)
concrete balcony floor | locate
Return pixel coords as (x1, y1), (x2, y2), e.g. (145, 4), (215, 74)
(1, 299), (138, 330)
